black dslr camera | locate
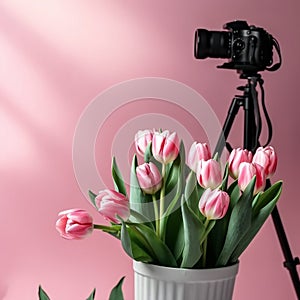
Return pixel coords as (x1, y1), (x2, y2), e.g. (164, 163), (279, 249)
(194, 20), (281, 72)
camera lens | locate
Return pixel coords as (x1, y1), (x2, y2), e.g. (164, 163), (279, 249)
(194, 29), (231, 59)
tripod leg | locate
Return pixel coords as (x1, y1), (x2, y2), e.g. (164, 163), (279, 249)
(214, 97), (242, 156)
(247, 77), (300, 297)
(272, 206), (300, 298)
(243, 87), (258, 151)
(243, 77), (261, 152)
(214, 74), (300, 298)
(268, 181), (300, 299)
(247, 76), (300, 297)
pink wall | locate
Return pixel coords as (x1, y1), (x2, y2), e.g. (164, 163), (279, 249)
(1, 0), (299, 299)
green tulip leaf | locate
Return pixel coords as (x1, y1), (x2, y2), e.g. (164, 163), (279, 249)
(229, 181), (282, 262)
(86, 289), (96, 300)
(144, 142), (152, 163)
(163, 203), (185, 263)
(120, 220), (134, 258)
(171, 218), (185, 261)
(163, 166), (185, 262)
(252, 181), (283, 216)
(206, 215), (230, 267)
(88, 190), (97, 208)
(220, 163), (229, 191)
(163, 142), (186, 213)
(170, 143), (190, 260)
(227, 180), (240, 207)
(161, 142), (186, 244)
(129, 209), (155, 231)
(184, 171), (200, 218)
(165, 142), (184, 194)
(213, 152), (219, 161)
(181, 195), (205, 268)
(120, 220), (154, 263)
(112, 157), (127, 196)
(162, 174), (182, 220)
(251, 192), (262, 210)
(38, 286), (50, 300)
(132, 222), (177, 267)
(216, 177), (256, 266)
(109, 277), (125, 300)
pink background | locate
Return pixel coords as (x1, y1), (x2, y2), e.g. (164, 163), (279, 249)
(1, 0), (299, 299)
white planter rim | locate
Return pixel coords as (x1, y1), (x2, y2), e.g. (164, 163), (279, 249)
(133, 260), (239, 283)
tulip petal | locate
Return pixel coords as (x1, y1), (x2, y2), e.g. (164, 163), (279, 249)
(55, 209), (93, 240)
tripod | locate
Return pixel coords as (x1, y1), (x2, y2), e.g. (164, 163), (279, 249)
(213, 72), (300, 299)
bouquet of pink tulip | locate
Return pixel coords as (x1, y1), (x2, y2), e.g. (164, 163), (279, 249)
(56, 129), (282, 269)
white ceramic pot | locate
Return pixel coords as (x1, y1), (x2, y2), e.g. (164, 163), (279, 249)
(133, 261), (239, 300)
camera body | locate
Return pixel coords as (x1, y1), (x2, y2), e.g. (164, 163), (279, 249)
(194, 20), (275, 72)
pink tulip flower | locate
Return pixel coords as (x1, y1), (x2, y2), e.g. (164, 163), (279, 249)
(199, 188), (230, 220)
(197, 159), (223, 190)
(56, 209), (93, 240)
(187, 142), (211, 173)
(136, 162), (162, 194)
(95, 189), (130, 224)
(135, 129), (153, 157)
(228, 148), (253, 179)
(252, 146), (277, 178)
(238, 162), (266, 195)
(152, 130), (180, 164)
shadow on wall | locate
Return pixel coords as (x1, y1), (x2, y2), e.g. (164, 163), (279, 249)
(0, 2), (96, 97)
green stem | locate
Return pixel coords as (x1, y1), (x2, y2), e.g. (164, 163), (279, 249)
(159, 163), (166, 240)
(202, 219), (210, 268)
(152, 194), (160, 236)
(93, 224), (117, 231)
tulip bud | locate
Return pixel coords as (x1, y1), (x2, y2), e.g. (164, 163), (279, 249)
(187, 142), (211, 173)
(135, 129), (153, 157)
(95, 189), (130, 224)
(199, 188), (230, 220)
(252, 146), (277, 178)
(228, 148), (253, 179)
(238, 162), (266, 195)
(152, 130), (180, 164)
(136, 162), (162, 194)
(56, 209), (93, 240)
(197, 159), (222, 190)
